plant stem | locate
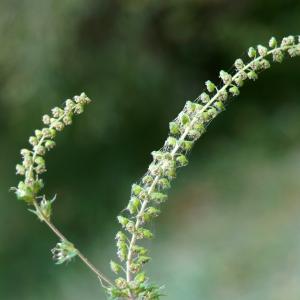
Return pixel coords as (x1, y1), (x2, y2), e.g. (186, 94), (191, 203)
(33, 200), (113, 287)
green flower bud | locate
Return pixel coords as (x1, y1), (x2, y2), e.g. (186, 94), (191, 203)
(229, 85), (240, 96)
(205, 80), (216, 93)
(157, 178), (171, 189)
(247, 70), (258, 80)
(248, 47), (256, 58)
(45, 140), (56, 150)
(169, 121), (181, 135)
(146, 207), (161, 218)
(63, 115), (72, 125)
(127, 197), (140, 214)
(15, 181), (35, 203)
(134, 272), (146, 284)
(214, 101), (225, 111)
(65, 99), (75, 108)
(29, 136), (38, 146)
(74, 104), (84, 114)
(180, 113), (190, 125)
(41, 128), (51, 138)
(131, 184), (143, 196)
(181, 140), (193, 151)
(115, 278), (127, 289)
(257, 45), (268, 57)
(216, 89), (228, 102)
(42, 114), (51, 125)
(272, 49), (284, 63)
(51, 241), (78, 265)
(234, 58), (244, 70)
(110, 260), (122, 274)
(33, 145), (46, 156)
(140, 228), (153, 239)
(288, 45), (300, 57)
(281, 36), (295, 47)
(34, 156), (45, 166)
(20, 148), (31, 157)
(166, 137), (177, 148)
(16, 164), (25, 175)
(150, 192), (167, 203)
(219, 70), (232, 85)
(51, 107), (64, 118)
(176, 154), (189, 167)
(259, 59), (270, 69)
(142, 175), (154, 186)
(117, 216), (130, 227)
(200, 92), (210, 103)
(269, 37), (277, 48)
(52, 121), (64, 131)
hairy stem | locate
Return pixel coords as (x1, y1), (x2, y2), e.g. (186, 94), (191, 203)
(33, 200), (113, 286)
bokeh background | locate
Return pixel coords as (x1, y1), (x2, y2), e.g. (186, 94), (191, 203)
(1, 0), (300, 299)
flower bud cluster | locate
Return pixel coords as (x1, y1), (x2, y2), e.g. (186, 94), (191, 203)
(111, 36), (300, 299)
(13, 93), (91, 218)
(51, 240), (78, 264)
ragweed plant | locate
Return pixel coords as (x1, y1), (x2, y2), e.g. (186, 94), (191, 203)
(13, 35), (300, 299)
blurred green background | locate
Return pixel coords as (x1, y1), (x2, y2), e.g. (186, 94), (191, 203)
(1, 0), (300, 299)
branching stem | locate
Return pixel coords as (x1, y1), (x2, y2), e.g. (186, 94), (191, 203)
(33, 200), (113, 287)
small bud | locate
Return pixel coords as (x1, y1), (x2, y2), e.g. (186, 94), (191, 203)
(205, 80), (216, 93)
(51, 241), (78, 264)
(51, 107), (64, 118)
(165, 137), (177, 148)
(176, 154), (189, 167)
(33, 145), (46, 156)
(234, 58), (244, 70)
(247, 70), (258, 80)
(52, 121), (64, 131)
(150, 192), (167, 203)
(248, 47), (256, 58)
(110, 261), (122, 274)
(42, 114), (51, 125)
(169, 121), (181, 135)
(35, 156), (45, 166)
(260, 59), (270, 69)
(142, 175), (154, 186)
(272, 49), (284, 63)
(157, 178), (171, 190)
(29, 136), (38, 146)
(131, 184), (143, 196)
(200, 92), (210, 103)
(20, 149), (31, 156)
(117, 216), (130, 227)
(45, 140), (56, 150)
(181, 140), (193, 151)
(65, 99), (75, 108)
(214, 101), (225, 111)
(16, 164), (25, 175)
(134, 272), (146, 284)
(141, 228), (153, 239)
(127, 197), (140, 214)
(219, 70), (232, 85)
(216, 89), (228, 102)
(115, 278), (127, 289)
(74, 104), (84, 114)
(281, 36), (295, 47)
(257, 45), (268, 57)
(180, 113), (190, 125)
(269, 37), (277, 48)
(63, 115), (72, 125)
(229, 86), (240, 96)
(42, 128), (51, 138)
